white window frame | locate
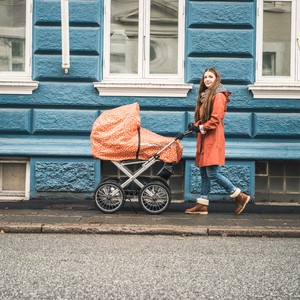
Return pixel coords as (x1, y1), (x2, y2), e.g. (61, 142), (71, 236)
(0, 0), (38, 94)
(94, 0), (192, 97)
(0, 159), (30, 201)
(248, 0), (300, 99)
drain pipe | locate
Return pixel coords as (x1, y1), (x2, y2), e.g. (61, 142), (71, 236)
(61, 0), (70, 74)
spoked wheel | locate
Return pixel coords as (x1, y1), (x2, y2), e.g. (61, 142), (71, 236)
(95, 180), (125, 213)
(138, 181), (171, 215)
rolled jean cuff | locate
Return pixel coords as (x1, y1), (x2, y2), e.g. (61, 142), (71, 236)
(230, 188), (241, 198)
(196, 198), (209, 206)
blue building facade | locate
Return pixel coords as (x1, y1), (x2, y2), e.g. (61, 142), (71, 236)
(0, 0), (299, 204)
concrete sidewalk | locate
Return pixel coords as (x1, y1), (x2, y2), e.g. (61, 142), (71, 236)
(0, 200), (300, 237)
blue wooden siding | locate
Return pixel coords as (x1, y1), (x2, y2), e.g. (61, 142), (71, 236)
(0, 0), (299, 201)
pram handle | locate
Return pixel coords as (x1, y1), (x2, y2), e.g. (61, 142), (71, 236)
(174, 130), (194, 141)
(152, 130), (193, 159)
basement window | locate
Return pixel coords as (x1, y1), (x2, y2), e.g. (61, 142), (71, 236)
(0, 160), (30, 201)
(255, 160), (300, 204)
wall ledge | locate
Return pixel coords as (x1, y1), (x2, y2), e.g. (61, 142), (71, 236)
(248, 83), (300, 99)
(94, 82), (193, 97)
(0, 80), (39, 95)
(1, 136), (300, 160)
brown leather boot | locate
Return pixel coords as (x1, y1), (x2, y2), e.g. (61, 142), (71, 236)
(234, 191), (250, 215)
(185, 198), (208, 215)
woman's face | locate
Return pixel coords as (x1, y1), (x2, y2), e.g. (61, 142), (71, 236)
(203, 71), (216, 88)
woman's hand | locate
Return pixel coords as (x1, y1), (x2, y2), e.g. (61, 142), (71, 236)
(188, 123), (206, 134)
(188, 123), (200, 132)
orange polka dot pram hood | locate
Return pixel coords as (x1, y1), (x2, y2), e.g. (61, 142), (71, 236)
(90, 103), (183, 163)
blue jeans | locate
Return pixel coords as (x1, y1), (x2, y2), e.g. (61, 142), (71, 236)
(200, 165), (236, 199)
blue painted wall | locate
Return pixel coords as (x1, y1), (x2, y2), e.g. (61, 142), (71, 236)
(0, 0), (299, 202)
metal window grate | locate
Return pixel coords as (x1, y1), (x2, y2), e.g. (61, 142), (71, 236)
(0, 160), (29, 201)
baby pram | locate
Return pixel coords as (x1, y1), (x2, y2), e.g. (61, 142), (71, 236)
(90, 103), (191, 214)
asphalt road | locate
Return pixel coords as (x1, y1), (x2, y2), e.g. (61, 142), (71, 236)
(0, 234), (299, 300)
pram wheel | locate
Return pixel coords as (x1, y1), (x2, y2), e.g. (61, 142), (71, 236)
(139, 181), (171, 215)
(95, 180), (125, 213)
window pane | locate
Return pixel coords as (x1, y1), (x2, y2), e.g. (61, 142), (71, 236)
(269, 162), (284, 176)
(0, 0), (26, 72)
(149, 0), (178, 74)
(263, 1), (291, 76)
(110, 0), (139, 74)
(2, 163), (26, 191)
(286, 178), (300, 193)
(269, 178), (284, 192)
(285, 162), (300, 176)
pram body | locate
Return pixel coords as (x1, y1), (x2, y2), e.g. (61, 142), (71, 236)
(90, 103), (189, 214)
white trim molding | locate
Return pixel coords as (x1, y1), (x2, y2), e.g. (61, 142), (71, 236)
(0, 0), (37, 94)
(251, 0), (300, 99)
(101, 0), (187, 91)
(94, 82), (193, 97)
(248, 83), (300, 99)
(0, 81), (39, 94)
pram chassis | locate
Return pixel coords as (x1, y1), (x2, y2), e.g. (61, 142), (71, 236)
(94, 131), (191, 214)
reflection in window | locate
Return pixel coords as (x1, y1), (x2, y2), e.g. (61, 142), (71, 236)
(262, 52), (276, 76)
(109, 0), (178, 76)
(110, 0), (139, 74)
(263, 1), (291, 77)
(0, 0), (26, 72)
(149, 0), (178, 74)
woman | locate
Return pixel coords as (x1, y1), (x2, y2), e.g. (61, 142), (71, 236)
(186, 68), (250, 215)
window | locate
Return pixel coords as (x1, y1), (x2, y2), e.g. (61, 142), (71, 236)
(0, 0), (38, 94)
(94, 0), (192, 97)
(255, 161), (300, 203)
(248, 0), (300, 98)
(0, 160), (30, 201)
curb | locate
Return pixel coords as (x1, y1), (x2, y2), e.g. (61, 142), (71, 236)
(208, 227), (300, 238)
(42, 224), (209, 235)
(0, 223), (42, 233)
(1, 223), (300, 237)
(0, 223), (208, 236)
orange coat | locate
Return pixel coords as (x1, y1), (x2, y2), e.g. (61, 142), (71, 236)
(195, 92), (230, 167)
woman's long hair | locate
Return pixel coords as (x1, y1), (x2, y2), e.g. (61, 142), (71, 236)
(195, 68), (221, 123)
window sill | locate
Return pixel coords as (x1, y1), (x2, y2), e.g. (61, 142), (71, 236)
(94, 82), (193, 97)
(248, 83), (300, 99)
(0, 80), (39, 94)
